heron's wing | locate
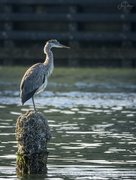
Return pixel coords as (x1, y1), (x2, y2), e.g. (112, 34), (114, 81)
(20, 63), (45, 104)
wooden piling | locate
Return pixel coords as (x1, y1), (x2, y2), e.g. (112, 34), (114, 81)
(15, 111), (51, 177)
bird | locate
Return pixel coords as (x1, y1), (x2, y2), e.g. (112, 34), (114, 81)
(20, 39), (70, 112)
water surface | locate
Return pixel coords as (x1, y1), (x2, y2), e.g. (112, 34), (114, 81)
(0, 69), (136, 179)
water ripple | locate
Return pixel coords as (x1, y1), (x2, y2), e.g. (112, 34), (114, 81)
(1, 91), (135, 109)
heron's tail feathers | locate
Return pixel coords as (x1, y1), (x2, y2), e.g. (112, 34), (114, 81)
(20, 91), (27, 105)
(20, 88), (38, 105)
(21, 100), (24, 105)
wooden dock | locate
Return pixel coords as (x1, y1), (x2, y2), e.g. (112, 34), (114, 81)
(0, 0), (136, 67)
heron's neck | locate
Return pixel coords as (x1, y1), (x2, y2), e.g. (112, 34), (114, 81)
(44, 45), (53, 65)
(43, 45), (54, 75)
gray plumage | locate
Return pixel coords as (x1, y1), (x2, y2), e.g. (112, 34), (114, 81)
(20, 39), (70, 111)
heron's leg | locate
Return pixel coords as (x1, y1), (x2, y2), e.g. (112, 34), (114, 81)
(32, 96), (36, 112)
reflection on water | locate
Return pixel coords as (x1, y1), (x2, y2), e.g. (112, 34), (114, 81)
(0, 86), (136, 179)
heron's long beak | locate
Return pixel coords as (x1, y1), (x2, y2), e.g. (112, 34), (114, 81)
(58, 44), (70, 49)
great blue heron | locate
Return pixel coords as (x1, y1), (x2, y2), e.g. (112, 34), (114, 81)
(20, 39), (70, 111)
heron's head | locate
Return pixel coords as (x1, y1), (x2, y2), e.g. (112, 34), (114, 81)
(45, 39), (70, 50)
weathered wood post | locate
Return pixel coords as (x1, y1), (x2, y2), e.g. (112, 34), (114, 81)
(15, 111), (51, 177)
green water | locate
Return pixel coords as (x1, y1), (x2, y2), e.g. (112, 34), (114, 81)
(0, 67), (136, 179)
